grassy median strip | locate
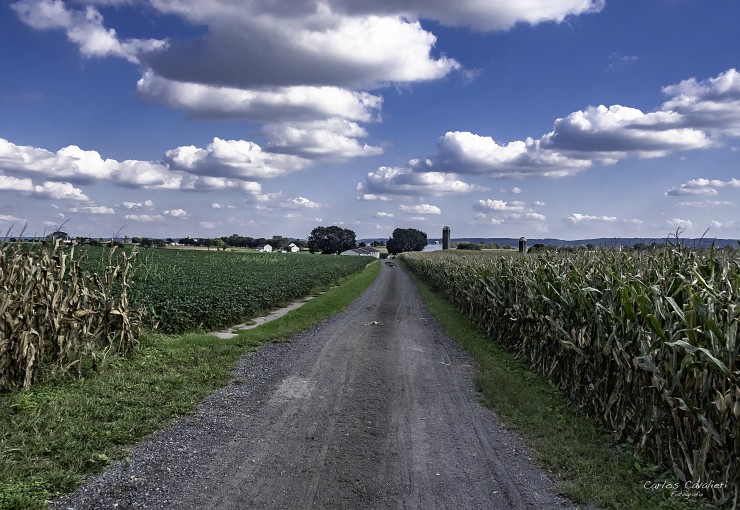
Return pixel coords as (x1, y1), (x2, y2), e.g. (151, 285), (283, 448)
(404, 264), (715, 510)
(0, 260), (380, 510)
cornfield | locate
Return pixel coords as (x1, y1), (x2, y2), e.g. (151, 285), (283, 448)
(403, 246), (739, 506)
(0, 240), (144, 391)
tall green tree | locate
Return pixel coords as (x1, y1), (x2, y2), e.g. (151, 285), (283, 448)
(271, 235), (291, 251)
(46, 230), (70, 241)
(386, 228), (427, 254)
(307, 226), (356, 254)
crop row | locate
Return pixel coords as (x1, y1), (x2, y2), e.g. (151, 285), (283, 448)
(402, 247), (739, 506)
(82, 248), (371, 334)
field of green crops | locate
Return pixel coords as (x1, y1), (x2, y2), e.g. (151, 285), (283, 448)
(402, 246), (739, 506)
(81, 247), (372, 334)
(1, 243), (372, 390)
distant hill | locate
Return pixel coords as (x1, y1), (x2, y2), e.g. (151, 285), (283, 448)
(360, 237), (739, 249)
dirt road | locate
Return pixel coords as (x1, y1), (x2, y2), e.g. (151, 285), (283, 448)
(54, 262), (574, 509)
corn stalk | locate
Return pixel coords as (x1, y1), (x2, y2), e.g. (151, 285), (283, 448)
(0, 240), (145, 391)
(403, 247), (739, 507)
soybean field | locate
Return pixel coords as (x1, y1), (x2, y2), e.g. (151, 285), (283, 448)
(402, 246), (739, 507)
(82, 247), (372, 334)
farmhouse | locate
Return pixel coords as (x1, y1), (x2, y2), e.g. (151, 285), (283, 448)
(340, 246), (380, 259)
(255, 244), (273, 252)
(287, 242), (300, 253)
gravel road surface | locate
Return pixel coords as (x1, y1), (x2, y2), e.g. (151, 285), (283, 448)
(53, 262), (575, 509)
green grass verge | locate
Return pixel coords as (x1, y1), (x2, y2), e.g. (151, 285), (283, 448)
(0, 260), (381, 510)
(403, 263), (717, 510)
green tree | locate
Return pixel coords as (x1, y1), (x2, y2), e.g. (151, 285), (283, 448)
(271, 235), (291, 251)
(46, 230), (70, 242)
(456, 242), (480, 250)
(212, 238), (226, 251)
(221, 234), (250, 248)
(307, 226), (356, 254)
(527, 243), (548, 253)
(386, 228), (427, 255)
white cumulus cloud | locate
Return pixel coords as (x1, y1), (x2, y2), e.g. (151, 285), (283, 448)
(359, 165), (484, 196)
(425, 131), (591, 177)
(0, 175), (34, 192)
(35, 181), (89, 201)
(676, 200), (735, 207)
(137, 71), (382, 123)
(356, 194), (391, 201)
(165, 137), (308, 181)
(506, 212), (546, 221)
(661, 68), (740, 136)
(0, 137), (182, 189)
(543, 104), (712, 158)
(667, 218), (693, 229)
(666, 177), (740, 196)
(399, 203), (441, 215)
(11, 0), (164, 63)
(567, 213), (618, 224)
(388, 69), (740, 180)
(138, 4), (459, 90)
(0, 214), (25, 223)
(122, 200), (154, 209)
(124, 214), (164, 222)
(264, 119), (382, 159)
(285, 197), (322, 209)
(474, 199), (526, 212)
(164, 209), (188, 217)
(341, 0), (606, 31)
(69, 205), (114, 214)
(10, 0), (612, 174)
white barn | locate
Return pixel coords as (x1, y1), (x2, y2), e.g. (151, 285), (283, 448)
(340, 246), (380, 259)
(255, 244), (273, 252)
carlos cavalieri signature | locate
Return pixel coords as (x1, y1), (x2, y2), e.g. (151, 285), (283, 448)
(644, 480), (730, 498)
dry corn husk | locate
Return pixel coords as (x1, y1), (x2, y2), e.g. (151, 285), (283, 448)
(0, 239), (144, 391)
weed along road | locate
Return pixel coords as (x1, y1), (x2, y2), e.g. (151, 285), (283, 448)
(54, 262), (574, 510)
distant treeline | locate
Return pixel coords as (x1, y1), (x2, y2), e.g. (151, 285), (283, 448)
(181, 234), (306, 250)
(420, 237), (739, 250)
(0, 232), (308, 251)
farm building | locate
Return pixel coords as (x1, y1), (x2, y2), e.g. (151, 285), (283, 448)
(340, 246), (380, 259)
(255, 244), (273, 252)
(287, 243), (300, 253)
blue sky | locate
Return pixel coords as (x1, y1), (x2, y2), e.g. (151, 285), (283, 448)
(1, 0), (739, 241)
